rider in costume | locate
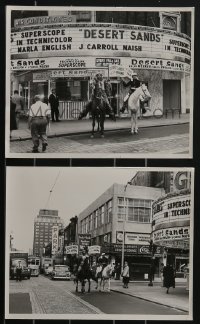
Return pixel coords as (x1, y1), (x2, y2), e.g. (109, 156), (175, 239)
(79, 73), (115, 119)
(120, 74), (141, 113)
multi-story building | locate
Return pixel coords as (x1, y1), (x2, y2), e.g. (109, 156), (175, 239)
(10, 8), (193, 118)
(78, 183), (163, 280)
(33, 209), (64, 257)
(131, 171), (192, 276)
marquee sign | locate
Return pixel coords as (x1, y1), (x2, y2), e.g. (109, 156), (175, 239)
(153, 226), (190, 243)
(11, 24), (191, 62)
(11, 56), (190, 73)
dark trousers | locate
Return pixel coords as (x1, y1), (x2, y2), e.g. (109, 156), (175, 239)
(51, 106), (59, 121)
(16, 269), (22, 281)
(30, 118), (48, 149)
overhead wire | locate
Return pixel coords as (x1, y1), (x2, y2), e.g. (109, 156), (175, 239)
(44, 170), (61, 209)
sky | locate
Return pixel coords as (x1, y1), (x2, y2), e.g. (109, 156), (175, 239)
(6, 167), (137, 252)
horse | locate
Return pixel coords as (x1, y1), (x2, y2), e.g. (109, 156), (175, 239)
(128, 83), (151, 134)
(78, 96), (115, 138)
(95, 263), (114, 292)
(74, 260), (97, 293)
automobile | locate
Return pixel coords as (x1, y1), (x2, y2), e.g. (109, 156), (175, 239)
(50, 265), (71, 280)
(44, 266), (54, 276)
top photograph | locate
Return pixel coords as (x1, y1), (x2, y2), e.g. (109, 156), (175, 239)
(6, 6), (194, 158)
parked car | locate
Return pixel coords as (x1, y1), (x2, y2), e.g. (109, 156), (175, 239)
(44, 266), (54, 276)
(51, 265), (71, 280)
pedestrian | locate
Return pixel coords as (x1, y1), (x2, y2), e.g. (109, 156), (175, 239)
(16, 261), (22, 282)
(122, 261), (130, 288)
(163, 263), (176, 294)
(160, 262), (164, 287)
(11, 90), (24, 128)
(28, 94), (50, 153)
(48, 88), (60, 122)
(120, 74), (141, 113)
(115, 263), (121, 280)
(10, 98), (17, 138)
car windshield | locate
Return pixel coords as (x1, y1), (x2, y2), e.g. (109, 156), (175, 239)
(54, 266), (69, 271)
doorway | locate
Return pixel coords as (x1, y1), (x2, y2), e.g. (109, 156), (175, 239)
(163, 80), (181, 113)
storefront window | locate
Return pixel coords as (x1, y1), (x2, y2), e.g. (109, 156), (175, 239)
(56, 79), (88, 101)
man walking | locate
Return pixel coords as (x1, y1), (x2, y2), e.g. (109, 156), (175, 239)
(28, 95), (50, 153)
(48, 89), (60, 122)
(16, 261), (22, 282)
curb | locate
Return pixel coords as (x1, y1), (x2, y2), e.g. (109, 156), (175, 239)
(111, 288), (188, 313)
(10, 121), (189, 142)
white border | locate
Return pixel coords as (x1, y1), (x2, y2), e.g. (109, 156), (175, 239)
(5, 166), (194, 320)
(5, 6), (195, 159)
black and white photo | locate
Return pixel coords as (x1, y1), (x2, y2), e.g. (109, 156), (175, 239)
(5, 6), (194, 158)
(5, 167), (194, 320)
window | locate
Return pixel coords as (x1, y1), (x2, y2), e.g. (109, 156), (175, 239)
(106, 199), (112, 223)
(95, 210), (98, 229)
(100, 205), (105, 225)
(118, 197), (125, 205)
(89, 214), (93, 230)
(118, 199), (151, 223)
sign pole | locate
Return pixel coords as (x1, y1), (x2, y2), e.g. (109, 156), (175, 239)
(121, 185), (127, 275)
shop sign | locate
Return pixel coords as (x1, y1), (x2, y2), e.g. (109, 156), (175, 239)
(95, 58), (121, 67)
(14, 15), (76, 28)
(65, 245), (78, 254)
(11, 24), (191, 61)
(33, 69), (108, 81)
(88, 245), (101, 255)
(52, 226), (59, 255)
(153, 226), (190, 244)
(78, 234), (91, 250)
(116, 231), (150, 245)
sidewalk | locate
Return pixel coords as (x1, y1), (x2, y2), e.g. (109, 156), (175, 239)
(10, 114), (190, 141)
(110, 279), (189, 312)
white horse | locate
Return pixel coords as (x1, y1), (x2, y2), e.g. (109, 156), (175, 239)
(98, 263), (114, 292)
(128, 83), (151, 134)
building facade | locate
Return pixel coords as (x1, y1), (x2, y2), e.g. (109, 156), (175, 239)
(33, 209), (64, 256)
(78, 183), (163, 280)
(132, 171), (192, 275)
(10, 9), (192, 119)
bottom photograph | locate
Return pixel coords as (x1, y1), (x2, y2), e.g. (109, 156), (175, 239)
(5, 167), (193, 321)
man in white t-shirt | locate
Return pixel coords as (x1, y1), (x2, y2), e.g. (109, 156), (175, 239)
(28, 95), (50, 153)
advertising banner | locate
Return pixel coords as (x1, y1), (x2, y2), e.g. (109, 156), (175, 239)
(88, 245), (101, 255)
(78, 234), (91, 251)
(65, 245), (78, 254)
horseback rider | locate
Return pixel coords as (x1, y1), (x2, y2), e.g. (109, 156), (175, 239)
(79, 73), (115, 120)
(120, 73), (141, 113)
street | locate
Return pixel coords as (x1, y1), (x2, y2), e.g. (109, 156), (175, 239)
(9, 275), (189, 315)
(10, 123), (189, 154)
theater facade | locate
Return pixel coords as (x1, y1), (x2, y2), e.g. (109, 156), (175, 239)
(9, 9), (193, 119)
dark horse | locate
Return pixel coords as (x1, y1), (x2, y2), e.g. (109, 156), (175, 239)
(79, 97), (115, 138)
(74, 260), (97, 293)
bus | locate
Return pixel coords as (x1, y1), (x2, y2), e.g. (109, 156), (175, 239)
(28, 256), (40, 277)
